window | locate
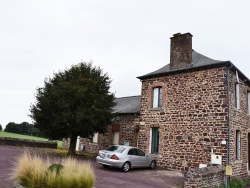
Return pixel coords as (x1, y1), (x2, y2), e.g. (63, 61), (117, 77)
(137, 149), (145, 156)
(106, 145), (125, 153)
(128, 149), (138, 155)
(248, 92), (250, 114)
(153, 87), (162, 108)
(236, 130), (241, 160)
(235, 82), (240, 109)
(128, 149), (145, 156)
(92, 133), (98, 143)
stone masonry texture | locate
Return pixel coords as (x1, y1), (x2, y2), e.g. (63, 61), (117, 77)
(170, 33), (193, 69)
(139, 65), (250, 179)
(63, 114), (140, 153)
(139, 67), (229, 172)
(228, 70), (250, 178)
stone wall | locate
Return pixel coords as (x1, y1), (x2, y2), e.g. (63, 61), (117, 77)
(62, 113), (140, 153)
(184, 165), (225, 188)
(0, 137), (57, 149)
(62, 137), (102, 153)
(228, 70), (250, 178)
(139, 67), (229, 171)
(115, 114), (140, 146)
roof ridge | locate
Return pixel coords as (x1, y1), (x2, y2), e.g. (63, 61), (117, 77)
(115, 95), (141, 99)
(137, 50), (226, 79)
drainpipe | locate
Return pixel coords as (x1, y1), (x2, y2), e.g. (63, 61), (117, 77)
(226, 63), (233, 187)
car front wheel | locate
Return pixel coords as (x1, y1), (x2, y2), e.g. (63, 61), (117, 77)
(150, 160), (156, 170)
(122, 162), (130, 172)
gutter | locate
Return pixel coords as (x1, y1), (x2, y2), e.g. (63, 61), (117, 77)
(227, 63), (233, 164)
(226, 63), (233, 187)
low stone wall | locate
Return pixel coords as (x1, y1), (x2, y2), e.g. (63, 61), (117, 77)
(184, 165), (225, 188)
(62, 138), (70, 150)
(0, 137), (57, 149)
(62, 137), (104, 153)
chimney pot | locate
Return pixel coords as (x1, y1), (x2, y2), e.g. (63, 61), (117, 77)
(173, 33), (182, 37)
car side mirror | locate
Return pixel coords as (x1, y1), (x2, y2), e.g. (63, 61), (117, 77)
(145, 154), (148, 158)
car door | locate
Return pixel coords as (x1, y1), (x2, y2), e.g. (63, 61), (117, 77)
(127, 148), (140, 167)
(137, 149), (150, 167)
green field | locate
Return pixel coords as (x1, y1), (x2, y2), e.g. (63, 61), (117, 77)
(0, 131), (62, 149)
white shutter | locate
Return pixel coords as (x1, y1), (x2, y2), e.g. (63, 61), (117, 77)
(92, 133), (98, 143)
(149, 128), (152, 153)
(153, 88), (159, 108)
(112, 131), (119, 145)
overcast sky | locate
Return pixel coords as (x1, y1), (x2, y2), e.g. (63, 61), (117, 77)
(1, 0), (250, 128)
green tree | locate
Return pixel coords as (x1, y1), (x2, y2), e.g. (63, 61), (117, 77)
(4, 122), (36, 135)
(0, 124), (2, 131)
(5, 122), (19, 133)
(30, 62), (115, 155)
(19, 122), (32, 135)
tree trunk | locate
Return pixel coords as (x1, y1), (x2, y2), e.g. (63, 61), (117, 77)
(68, 134), (77, 156)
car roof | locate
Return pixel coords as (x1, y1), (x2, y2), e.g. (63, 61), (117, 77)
(111, 145), (139, 149)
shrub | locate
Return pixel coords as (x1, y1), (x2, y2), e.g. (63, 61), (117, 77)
(229, 177), (246, 188)
(214, 177), (247, 188)
(11, 151), (95, 188)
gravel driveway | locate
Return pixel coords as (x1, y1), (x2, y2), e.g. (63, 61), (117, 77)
(0, 145), (185, 188)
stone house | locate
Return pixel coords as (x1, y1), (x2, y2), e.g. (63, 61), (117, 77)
(137, 33), (250, 178)
(67, 95), (141, 153)
(64, 33), (250, 178)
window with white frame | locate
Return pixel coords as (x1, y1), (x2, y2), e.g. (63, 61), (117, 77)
(248, 92), (250, 115)
(152, 87), (162, 108)
(235, 82), (240, 109)
(236, 130), (241, 160)
(92, 133), (98, 143)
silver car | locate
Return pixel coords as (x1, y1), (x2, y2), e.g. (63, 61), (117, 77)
(96, 145), (157, 172)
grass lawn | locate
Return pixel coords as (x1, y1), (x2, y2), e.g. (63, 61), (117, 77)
(0, 131), (62, 149)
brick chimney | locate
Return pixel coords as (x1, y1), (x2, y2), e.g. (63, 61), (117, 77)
(170, 32), (193, 69)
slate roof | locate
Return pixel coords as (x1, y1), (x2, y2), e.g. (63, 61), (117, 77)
(137, 50), (229, 79)
(113, 95), (141, 114)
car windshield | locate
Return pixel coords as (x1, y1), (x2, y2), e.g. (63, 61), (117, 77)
(106, 146), (126, 153)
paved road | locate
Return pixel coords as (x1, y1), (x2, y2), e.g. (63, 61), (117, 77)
(0, 146), (185, 188)
(0, 145), (23, 188)
(94, 161), (185, 188)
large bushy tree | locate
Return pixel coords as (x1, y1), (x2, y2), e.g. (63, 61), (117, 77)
(0, 124), (2, 131)
(30, 62), (115, 155)
(5, 122), (19, 133)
